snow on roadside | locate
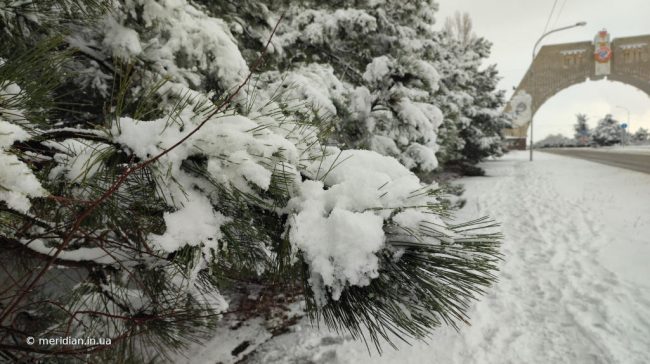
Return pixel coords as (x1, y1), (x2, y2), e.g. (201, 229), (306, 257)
(227, 150), (650, 364)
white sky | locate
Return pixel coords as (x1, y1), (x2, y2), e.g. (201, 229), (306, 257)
(437, 0), (650, 139)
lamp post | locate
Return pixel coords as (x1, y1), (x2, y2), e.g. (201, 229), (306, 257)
(616, 105), (630, 144)
(529, 21), (587, 161)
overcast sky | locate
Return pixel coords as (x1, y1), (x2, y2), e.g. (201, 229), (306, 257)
(437, 0), (650, 140)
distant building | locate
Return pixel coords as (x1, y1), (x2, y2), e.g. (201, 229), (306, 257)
(504, 136), (527, 150)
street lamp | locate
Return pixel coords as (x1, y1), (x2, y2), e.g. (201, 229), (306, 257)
(616, 105), (630, 144)
(529, 21), (587, 161)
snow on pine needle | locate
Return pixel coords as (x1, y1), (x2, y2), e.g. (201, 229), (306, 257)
(0, 0), (503, 361)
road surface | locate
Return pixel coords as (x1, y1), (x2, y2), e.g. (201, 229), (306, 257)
(542, 148), (650, 175)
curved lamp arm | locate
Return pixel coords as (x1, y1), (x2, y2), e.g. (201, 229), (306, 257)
(533, 22), (588, 60)
(528, 21), (586, 161)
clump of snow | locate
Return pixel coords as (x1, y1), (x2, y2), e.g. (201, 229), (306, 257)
(349, 86), (372, 122)
(25, 238), (117, 264)
(46, 139), (106, 182)
(277, 64), (346, 116)
(102, 16), (142, 59)
(251, 63), (350, 127)
(0, 119), (28, 146)
(278, 8), (377, 50)
(363, 56), (393, 85)
(0, 145), (47, 213)
(288, 149), (443, 302)
(401, 143), (438, 171)
(392, 209), (428, 231)
(366, 96), (443, 172)
(290, 192), (385, 301)
(396, 99), (439, 140)
(98, 0), (249, 93)
(370, 135), (401, 158)
(112, 115), (191, 163)
(151, 191), (229, 253)
(0, 82), (25, 122)
(111, 98), (300, 253)
(304, 149), (426, 214)
(0, 84), (46, 212)
(412, 60), (441, 92)
(227, 153), (273, 190)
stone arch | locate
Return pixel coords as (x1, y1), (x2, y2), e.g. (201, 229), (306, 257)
(504, 31), (650, 149)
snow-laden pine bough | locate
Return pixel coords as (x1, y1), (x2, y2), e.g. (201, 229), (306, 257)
(0, 0), (501, 361)
(0, 63), (501, 361)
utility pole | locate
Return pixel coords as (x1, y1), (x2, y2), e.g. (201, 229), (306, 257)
(616, 105), (630, 145)
(529, 21), (587, 161)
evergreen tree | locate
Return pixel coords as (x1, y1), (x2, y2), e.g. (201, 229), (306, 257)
(1, 1), (501, 361)
(633, 127), (649, 143)
(204, 4), (509, 175)
(434, 24), (511, 168)
(535, 134), (578, 148)
(592, 114), (622, 146)
(197, 0), (445, 173)
(574, 113), (591, 145)
(456, 62), (511, 164)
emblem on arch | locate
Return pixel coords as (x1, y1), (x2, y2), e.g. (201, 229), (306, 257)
(595, 45), (613, 63)
(594, 29), (613, 64)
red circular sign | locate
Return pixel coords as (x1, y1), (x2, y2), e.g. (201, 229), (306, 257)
(595, 46), (612, 63)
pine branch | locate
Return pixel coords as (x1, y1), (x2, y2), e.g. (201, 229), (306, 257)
(0, 236), (106, 269)
(0, 11), (286, 335)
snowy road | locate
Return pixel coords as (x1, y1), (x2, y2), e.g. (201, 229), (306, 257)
(543, 148), (650, 175)
(243, 151), (650, 364)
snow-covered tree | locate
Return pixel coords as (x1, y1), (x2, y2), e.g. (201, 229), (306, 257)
(194, 4), (509, 175)
(633, 127), (649, 143)
(573, 113), (591, 145)
(457, 63), (511, 164)
(434, 28), (511, 167)
(535, 134), (578, 148)
(196, 0), (445, 173)
(0, 1), (501, 361)
(592, 114), (622, 146)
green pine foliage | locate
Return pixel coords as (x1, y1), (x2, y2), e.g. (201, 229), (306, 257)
(435, 31), (511, 168)
(574, 113), (591, 145)
(199, 0), (447, 172)
(0, 1), (503, 362)
(592, 114), (622, 146)
(634, 127), (649, 143)
(310, 215), (501, 351)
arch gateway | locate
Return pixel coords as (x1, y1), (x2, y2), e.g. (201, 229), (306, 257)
(504, 30), (650, 150)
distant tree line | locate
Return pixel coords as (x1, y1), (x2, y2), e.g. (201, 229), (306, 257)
(535, 113), (649, 148)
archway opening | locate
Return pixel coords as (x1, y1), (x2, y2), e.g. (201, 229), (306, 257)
(528, 79), (650, 147)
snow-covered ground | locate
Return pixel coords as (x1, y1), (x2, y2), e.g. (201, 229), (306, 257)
(230, 150), (650, 364)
